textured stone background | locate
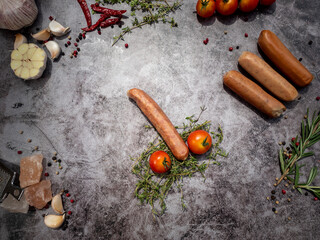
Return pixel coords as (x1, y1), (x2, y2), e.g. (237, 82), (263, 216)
(0, 0), (319, 239)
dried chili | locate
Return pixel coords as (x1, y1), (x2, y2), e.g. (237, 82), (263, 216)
(81, 14), (109, 32)
(100, 17), (121, 28)
(77, 0), (92, 27)
(91, 4), (126, 17)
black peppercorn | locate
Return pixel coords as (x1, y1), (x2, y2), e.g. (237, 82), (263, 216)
(58, 159), (61, 163)
(236, 46), (239, 49)
(272, 208), (276, 212)
(52, 156), (57, 160)
(47, 162), (52, 167)
(299, 58), (302, 62)
(271, 196), (276, 200)
(271, 190), (276, 194)
(308, 40), (313, 45)
(305, 192), (308, 196)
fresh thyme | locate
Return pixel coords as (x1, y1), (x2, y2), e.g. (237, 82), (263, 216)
(95, 0), (181, 45)
(131, 106), (228, 216)
(276, 110), (320, 198)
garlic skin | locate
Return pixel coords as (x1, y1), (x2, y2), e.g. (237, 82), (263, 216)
(31, 29), (51, 41)
(44, 214), (65, 229)
(0, 0), (38, 31)
(44, 41), (61, 60)
(14, 33), (28, 50)
(49, 20), (70, 37)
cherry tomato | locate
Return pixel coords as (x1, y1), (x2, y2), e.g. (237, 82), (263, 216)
(187, 130), (212, 155)
(216, 0), (238, 16)
(239, 0), (259, 12)
(260, 0), (276, 6)
(149, 151), (172, 174)
(196, 0), (216, 18)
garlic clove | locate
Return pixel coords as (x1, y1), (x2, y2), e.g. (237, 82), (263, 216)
(14, 33), (28, 50)
(48, 20), (70, 37)
(51, 193), (64, 214)
(44, 214), (65, 229)
(31, 28), (51, 41)
(44, 41), (61, 60)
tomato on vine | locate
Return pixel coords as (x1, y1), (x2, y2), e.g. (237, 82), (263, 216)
(239, 0), (259, 12)
(260, 0), (276, 6)
(149, 151), (172, 174)
(196, 0), (216, 18)
(187, 130), (212, 155)
(216, 0), (238, 16)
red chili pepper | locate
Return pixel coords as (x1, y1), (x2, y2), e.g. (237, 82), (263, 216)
(77, 0), (92, 27)
(82, 14), (109, 32)
(91, 4), (126, 17)
(100, 17), (121, 28)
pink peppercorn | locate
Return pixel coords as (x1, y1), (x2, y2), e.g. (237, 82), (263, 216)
(295, 142), (300, 146)
(67, 41), (71, 45)
(74, 43), (78, 47)
(291, 137), (296, 142)
(66, 193), (70, 197)
(203, 40), (207, 45)
(70, 199), (74, 203)
(125, 43), (129, 48)
(49, 16), (53, 21)
(316, 96), (320, 101)
(17, 151), (22, 154)
(67, 211), (72, 215)
(282, 189), (286, 194)
(315, 197), (318, 201)
(44, 173), (49, 177)
(229, 47), (233, 51)
(245, 33), (248, 37)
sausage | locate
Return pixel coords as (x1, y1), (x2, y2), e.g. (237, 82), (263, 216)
(238, 51), (298, 102)
(127, 88), (189, 160)
(258, 30), (313, 87)
(223, 70), (286, 118)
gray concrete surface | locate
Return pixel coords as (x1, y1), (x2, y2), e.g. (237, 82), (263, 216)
(0, 0), (319, 239)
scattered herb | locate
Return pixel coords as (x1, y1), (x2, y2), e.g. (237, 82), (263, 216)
(276, 110), (320, 198)
(96, 0), (181, 46)
(131, 107), (228, 216)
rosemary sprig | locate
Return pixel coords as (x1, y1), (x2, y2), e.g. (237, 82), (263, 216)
(131, 107), (228, 216)
(276, 110), (320, 196)
(96, 0), (181, 45)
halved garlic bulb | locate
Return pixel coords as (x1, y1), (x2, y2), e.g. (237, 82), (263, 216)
(31, 28), (51, 41)
(44, 214), (65, 229)
(10, 43), (47, 80)
(48, 20), (70, 37)
(44, 41), (61, 60)
(51, 193), (64, 214)
(14, 33), (27, 49)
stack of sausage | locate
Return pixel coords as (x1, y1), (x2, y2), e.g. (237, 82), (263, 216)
(223, 30), (313, 118)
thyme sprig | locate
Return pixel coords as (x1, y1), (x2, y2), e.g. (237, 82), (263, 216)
(96, 0), (181, 46)
(276, 110), (320, 197)
(131, 107), (228, 216)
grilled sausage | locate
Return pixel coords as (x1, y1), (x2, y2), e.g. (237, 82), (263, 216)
(223, 70), (286, 118)
(258, 30), (313, 87)
(238, 51), (298, 101)
(127, 88), (189, 160)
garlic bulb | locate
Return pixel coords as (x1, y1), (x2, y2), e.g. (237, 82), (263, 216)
(48, 20), (70, 37)
(31, 29), (51, 41)
(44, 214), (65, 229)
(0, 0), (38, 30)
(10, 43), (47, 80)
(44, 41), (61, 60)
(14, 33), (28, 50)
